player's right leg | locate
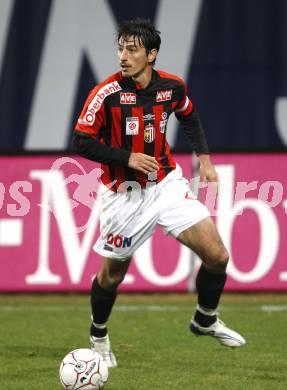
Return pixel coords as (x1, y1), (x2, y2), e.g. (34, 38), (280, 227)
(90, 256), (132, 368)
(90, 182), (159, 366)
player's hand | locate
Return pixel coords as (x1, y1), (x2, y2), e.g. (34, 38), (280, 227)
(128, 152), (160, 175)
(198, 154), (218, 187)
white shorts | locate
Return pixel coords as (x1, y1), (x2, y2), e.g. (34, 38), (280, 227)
(93, 164), (210, 259)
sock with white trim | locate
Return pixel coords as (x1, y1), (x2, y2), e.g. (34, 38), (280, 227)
(194, 264), (227, 327)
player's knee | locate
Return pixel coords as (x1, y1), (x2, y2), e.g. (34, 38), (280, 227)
(100, 270), (125, 291)
(209, 247), (229, 273)
(109, 272), (126, 289)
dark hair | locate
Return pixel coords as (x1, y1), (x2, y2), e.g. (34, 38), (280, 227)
(117, 18), (161, 65)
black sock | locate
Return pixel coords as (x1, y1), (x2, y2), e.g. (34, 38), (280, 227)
(194, 264), (227, 327)
(90, 277), (117, 338)
(194, 310), (217, 327)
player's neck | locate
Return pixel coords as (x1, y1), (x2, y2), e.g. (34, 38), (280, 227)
(132, 66), (153, 89)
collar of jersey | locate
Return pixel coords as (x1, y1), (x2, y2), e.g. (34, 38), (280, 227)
(123, 69), (158, 92)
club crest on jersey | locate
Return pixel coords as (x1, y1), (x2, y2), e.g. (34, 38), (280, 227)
(144, 123), (155, 143)
(120, 92), (136, 104)
(159, 120), (167, 134)
(156, 89), (172, 102)
(126, 117), (139, 135)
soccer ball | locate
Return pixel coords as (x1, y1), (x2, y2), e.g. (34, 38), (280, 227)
(59, 348), (108, 390)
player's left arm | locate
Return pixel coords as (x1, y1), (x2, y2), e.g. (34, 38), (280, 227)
(197, 153), (218, 185)
(174, 83), (218, 184)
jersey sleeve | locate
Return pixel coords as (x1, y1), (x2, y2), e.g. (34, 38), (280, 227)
(72, 133), (131, 166)
(175, 81), (209, 155)
(73, 84), (131, 166)
(175, 81), (193, 117)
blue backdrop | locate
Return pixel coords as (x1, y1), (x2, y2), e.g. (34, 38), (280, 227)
(0, 0), (286, 151)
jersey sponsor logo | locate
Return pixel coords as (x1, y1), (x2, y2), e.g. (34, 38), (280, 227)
(162, 112), (168, 120)
(83, 81), (122, 125)
(126, 117), (139, 135)
(120, 92), (136, 104)
(143, 113), (155, 121)
(156, 89), (172, 102)
(144, 123), (155, 143)
(159, 120), (167, 134)
(107, 233), (132, 248)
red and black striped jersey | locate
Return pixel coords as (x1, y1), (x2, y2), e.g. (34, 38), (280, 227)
(74, 69), (208, 190)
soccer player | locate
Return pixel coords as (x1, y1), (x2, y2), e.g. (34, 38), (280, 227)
(73, 19), (245, 367)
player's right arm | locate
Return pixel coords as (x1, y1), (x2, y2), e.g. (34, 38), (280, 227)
(73, 87), (158, 174)
(127, 152), (159, 174)
(73, 133), (158, 174)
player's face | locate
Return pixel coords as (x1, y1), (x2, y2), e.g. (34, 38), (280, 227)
(117, 36), (156, 79)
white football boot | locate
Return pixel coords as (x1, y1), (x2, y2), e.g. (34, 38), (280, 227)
(90, 334), (117, 367)
(190, 317), (246, 348)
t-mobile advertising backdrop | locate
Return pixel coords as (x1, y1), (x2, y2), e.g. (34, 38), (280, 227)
(0, 154), (286, 292)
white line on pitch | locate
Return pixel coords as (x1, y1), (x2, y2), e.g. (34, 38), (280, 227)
(261, 305), (287, 312)
(6, 304), (287, 313)
(0, 304), (185, 312)
(115, 305), (181, 312)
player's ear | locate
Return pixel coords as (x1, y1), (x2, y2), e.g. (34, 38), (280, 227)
(148, 49), (157, 64)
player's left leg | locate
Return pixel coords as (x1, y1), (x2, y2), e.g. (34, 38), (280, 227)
(177, 217), (246, 347)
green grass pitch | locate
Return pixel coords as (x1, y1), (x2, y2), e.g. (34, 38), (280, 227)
(1, 293), (287, 390)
